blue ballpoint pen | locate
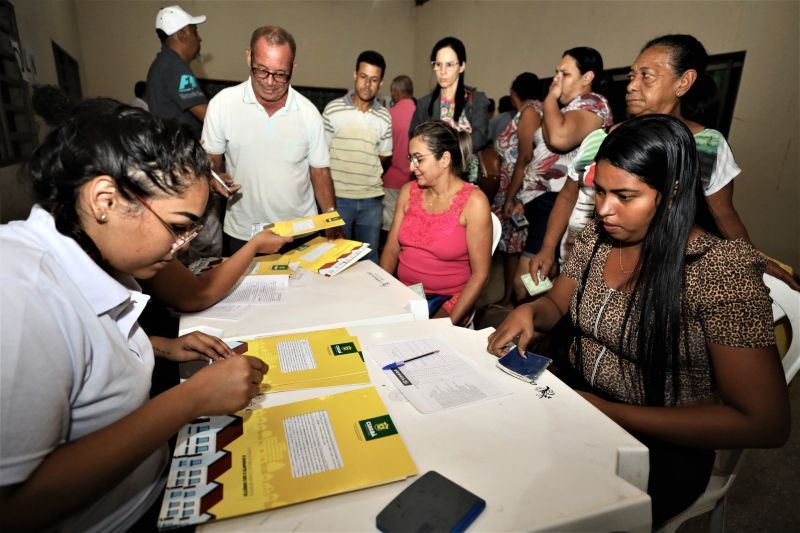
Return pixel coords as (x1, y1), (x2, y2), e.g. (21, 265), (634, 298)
(382, 350), (440, 370)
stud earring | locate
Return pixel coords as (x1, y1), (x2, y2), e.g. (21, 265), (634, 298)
(99, 212), (108, 222)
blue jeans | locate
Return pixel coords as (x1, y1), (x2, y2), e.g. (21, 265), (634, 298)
(336, 196), (383, 263)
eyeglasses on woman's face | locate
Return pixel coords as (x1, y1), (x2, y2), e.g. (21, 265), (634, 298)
(134, 193), (204, 255)
(431, 61), (460, 71)
(407, 153), (435, 168)
(250, 66), (292, 84)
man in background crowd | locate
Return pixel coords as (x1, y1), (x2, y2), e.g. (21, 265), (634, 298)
(202, 25), (338, 254)
(381, 75), (415, 238)
(323, 51), (392, 262)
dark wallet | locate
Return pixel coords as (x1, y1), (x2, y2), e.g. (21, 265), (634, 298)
(376, 470), (485, 533)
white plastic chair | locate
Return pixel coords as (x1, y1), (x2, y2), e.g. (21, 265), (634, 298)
(464, 212), (502, 329)
(655, 273), (799, 533)
(490, 211), (502, 255)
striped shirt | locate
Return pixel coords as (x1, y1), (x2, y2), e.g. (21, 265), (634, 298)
(323, 92), (392, 199)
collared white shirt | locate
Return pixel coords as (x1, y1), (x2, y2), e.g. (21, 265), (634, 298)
(203, 80), (331, 240)
(0, 206), (167, 532)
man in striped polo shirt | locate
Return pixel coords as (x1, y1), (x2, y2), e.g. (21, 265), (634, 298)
(323, 51), (392, 262)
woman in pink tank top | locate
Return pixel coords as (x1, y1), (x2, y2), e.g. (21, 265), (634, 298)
(380, 121), (492, 325)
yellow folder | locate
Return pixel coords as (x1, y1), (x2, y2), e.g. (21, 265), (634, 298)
(243, 328), (369, 392)
(270, 211), (345, 237)
(157, 387), (417, 529)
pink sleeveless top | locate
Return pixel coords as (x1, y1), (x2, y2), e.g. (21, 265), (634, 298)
(397, 181), (475, 295)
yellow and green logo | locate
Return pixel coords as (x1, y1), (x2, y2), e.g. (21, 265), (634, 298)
(358, 415), (397, 441)
(330, 342), (357, 355)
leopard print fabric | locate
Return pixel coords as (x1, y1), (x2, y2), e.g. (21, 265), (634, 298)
(561, 220), (775, 406)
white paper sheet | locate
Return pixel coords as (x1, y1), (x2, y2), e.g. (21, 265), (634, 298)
(217, 275), (288, 305)
(365, 336), (509, 414)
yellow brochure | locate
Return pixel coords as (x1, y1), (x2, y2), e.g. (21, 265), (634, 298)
(283, 236), (371, 277)
(157, 387), (417, 529)
(244, 254), (295, 276)
(270, 211), (345, 237)
(244, 328), (368, 392)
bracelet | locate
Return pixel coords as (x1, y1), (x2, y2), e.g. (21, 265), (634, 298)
(324, 206), (336, 213)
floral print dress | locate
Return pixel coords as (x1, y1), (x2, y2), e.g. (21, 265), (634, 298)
(491, 100), (541, 253)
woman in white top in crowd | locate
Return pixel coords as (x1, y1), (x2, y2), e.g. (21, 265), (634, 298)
(0, 101), (268, 530)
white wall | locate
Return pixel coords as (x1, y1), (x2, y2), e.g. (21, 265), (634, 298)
(4, 0), (798, 270)
(0, 0), (83, 223)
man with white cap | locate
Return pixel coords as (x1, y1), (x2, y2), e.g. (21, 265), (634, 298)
(146, 5), (208, 139)
(146, 5), (224, 262)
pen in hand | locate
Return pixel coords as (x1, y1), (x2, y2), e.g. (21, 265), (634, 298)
(382, 350), (440, 371)
(211, 169), (233, 194)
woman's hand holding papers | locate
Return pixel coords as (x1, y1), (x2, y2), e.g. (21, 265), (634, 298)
(151, 331), (234, 362)
(252, 226), (293, 254)
(184, 356), (269, 415)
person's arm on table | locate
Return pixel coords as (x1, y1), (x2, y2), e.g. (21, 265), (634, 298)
(150, 331), (235, 362)
(578, 342), (790, 449)
(541, 78), (602, 152)
(502, 106), (540, 218)
(487, 273), (577, 354)
(528, 178), (580, 281)
(439, 190), (492, 325)
(379, 182), (410, 275)
(0, 356), (267, 530)
(140, 228), (291, 312)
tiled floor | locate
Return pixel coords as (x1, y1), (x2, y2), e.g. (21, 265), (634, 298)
(474, 254), (800, 532)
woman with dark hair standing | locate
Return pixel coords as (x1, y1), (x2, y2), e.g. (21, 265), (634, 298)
(488, 72), (542, 308)
(488, 115), (789, 525)
(409, 37), (490, 183)
(528, 34), (799, 290)
(0, 102), (267, 530)
(510, 47), (612, 299)
(381, 120), (492, 326)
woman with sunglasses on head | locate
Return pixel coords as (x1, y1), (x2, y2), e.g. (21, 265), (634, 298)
(488, 114), (789, 525)
(381, 121), (492, 326)
(409, 36), (490, 184)
(528, 34), (799, 291)
(0, 102), (268, 530)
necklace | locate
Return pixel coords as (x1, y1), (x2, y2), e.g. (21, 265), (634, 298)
(618, 241), (634, 274)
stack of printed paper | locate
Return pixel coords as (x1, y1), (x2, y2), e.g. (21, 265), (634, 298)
(244, 327), (369, 392)
(156, 387), (417, 530)
(283, 236), (370, 277)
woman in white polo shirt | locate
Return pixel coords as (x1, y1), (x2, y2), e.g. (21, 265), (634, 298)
(0, 101), (268, 531)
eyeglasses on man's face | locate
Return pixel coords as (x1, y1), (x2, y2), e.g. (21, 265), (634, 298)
(407, 153), (435, 168)
(134, 193), (204, 255)
(431, 61), (460, 71)
(251, 66), (292, 84)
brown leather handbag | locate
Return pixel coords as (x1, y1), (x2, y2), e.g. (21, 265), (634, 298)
(477, 147), (501, 203)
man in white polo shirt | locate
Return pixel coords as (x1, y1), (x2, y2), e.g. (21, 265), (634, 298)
(202, 25), (338, 254)
(322, 51), (392, 262)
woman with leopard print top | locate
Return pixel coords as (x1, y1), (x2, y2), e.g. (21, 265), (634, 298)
(488, 114), (789, 525)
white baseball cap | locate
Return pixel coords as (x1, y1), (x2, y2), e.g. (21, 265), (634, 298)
(155, 5), (207, 36)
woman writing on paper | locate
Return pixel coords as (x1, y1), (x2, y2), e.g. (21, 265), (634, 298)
(487, 115), (789, 525)
(381, 121), (492, 326)
(0, 102), (268, 530)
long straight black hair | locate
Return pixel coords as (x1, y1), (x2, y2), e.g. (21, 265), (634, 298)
(428, 37), (467, 121)
(573, 114), (718, 406)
